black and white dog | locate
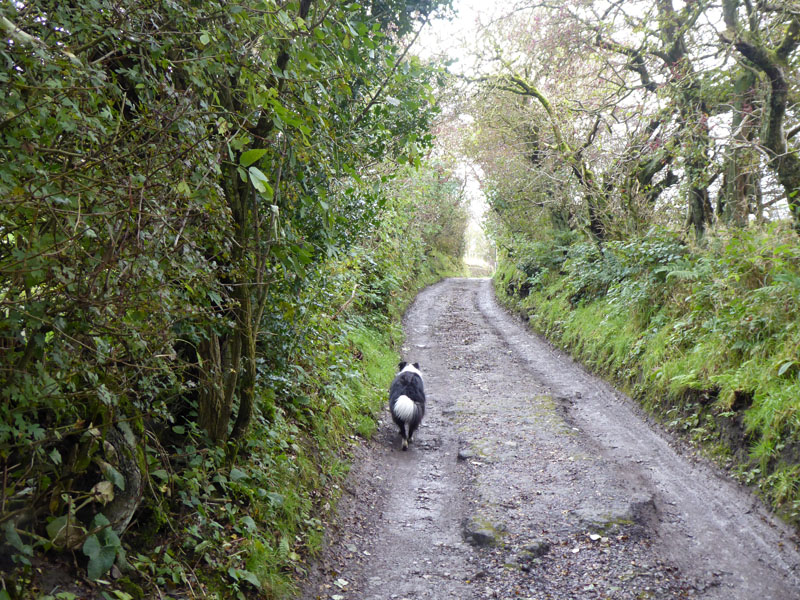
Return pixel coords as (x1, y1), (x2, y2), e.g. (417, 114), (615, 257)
(389, 362), (425, 450)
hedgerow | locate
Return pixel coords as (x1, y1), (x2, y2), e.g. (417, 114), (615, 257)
(0, 1), (465, 598)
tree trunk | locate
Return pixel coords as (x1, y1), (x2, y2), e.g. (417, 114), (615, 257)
(722, 1), (800, 231)
(719, 70), (759, 226)
(657, 0), (714, 239)
(195, 0), (314, 444)
(197, 333), (236, 443)
(102, 427), (144, 535)
(684, 117), (714, 239)
(229, 287), (257, 441)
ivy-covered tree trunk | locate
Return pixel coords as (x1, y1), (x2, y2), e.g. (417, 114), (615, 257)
(723, 0), (800, 232)
(197, 333), (238, 443)
(657, 0), (714, 239)
(684, 113), (714, 239)
(720, 70), (759, 226)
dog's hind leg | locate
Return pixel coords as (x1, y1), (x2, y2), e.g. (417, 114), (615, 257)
(407, 418), (420, 445)
(397, 422), (409, 450)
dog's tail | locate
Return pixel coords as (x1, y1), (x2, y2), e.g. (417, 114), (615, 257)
(392, 395), (416, 423)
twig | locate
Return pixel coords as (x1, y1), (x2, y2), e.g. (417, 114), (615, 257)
(333, 284), (358, 319)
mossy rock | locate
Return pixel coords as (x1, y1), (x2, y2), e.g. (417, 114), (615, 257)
(462, 515), (506, 547)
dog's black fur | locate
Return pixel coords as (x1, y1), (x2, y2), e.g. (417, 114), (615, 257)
(388, 361), (425, 450)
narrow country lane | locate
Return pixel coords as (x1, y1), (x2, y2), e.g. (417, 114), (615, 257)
(300, 278), (800, 600)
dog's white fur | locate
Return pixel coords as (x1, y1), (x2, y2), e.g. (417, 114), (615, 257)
(391, 395), (415, 421)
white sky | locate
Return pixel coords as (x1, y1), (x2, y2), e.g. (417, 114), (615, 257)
(415, 1), (493, 236)
(416, 0), (495, 70)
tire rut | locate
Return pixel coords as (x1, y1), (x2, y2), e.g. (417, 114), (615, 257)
(300, 278), (800, 600)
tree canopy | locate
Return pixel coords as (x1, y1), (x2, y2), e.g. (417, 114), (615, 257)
(462, 0), (800, 242)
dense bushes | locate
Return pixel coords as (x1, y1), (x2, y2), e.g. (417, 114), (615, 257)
(0, 159), (465, 599)
(495, 224), (800, 525)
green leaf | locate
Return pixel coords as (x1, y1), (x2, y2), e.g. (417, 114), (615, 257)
(47, 515), (86, 549)
(83, 533), (101, 558)
(233, 568), (261, 589)
(176, 180), (191, 196)
(91, 513), (111, 529)
(4, 520), (32, 556)
(83, 515), (119, 580)
(248, 166), (274, 196)
(266, 492), (284, 507)
(199, 33), (210, 46)
(229, 467), (248, 482)
(778, 361), (795, 377)
(86, 545), (117, 580)
(240, 516), (257, 532)
(240, 149), (268, 167)
(97, 459), (126, 491)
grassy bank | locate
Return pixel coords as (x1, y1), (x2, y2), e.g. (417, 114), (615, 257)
(494, 225), (800, 526)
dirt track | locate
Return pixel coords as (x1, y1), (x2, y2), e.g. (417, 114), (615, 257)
(300, 278), (800, 600)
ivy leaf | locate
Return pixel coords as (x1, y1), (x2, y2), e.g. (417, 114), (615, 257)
(85, 541), (117, 580)
(229, 467), (248, 481)
(46, 515), (87, 549)
(3, 520), (33, 556)
(240, 516), (257, 532)
(83, 532), (101, 557)
(90, 481), (115, 504)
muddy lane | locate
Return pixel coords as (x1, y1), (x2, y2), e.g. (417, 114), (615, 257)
(301, 278), (800, 600)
